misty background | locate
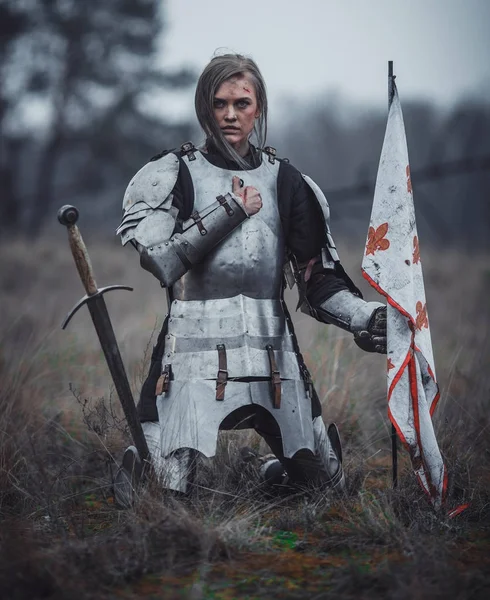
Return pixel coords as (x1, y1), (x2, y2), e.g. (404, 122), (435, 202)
(1, 0), (489, 249)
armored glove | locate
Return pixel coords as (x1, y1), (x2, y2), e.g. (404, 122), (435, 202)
(354, 306), (387, 354)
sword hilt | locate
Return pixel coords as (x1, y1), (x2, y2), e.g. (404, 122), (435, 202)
(58, 204), (98, 296)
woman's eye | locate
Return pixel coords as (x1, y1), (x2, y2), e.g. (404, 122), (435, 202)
(236, 100), (250, 108)
(213, 100), (225, 108)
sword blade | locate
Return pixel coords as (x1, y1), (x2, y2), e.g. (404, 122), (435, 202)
(87, 294), (150, 463)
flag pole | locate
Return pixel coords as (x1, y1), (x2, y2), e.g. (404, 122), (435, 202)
(388, 60), (395, 107)
(388, 60), (398, 489)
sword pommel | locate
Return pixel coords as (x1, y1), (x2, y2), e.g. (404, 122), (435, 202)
(58, 205), (79, 226)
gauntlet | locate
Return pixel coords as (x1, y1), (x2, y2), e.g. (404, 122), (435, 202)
(353, 306), (387, 354)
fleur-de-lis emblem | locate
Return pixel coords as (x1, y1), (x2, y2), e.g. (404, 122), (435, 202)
(415, 301), (428, 330)
(365, 223), (390, 256)
(413, 235), (420, 264)
(388, 358), (395, 370)
(406, 165), (412, 194)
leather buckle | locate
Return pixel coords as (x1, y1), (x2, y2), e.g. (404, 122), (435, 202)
(190, 211), (207, 235)
(263, 146), (277, 164)
(217, 368), (228, 383)
(271, 369), (281, 386)
(300, 364), (313, 397)
(266, 344), (282, 409)
(181, 141), (196, 161)
(155, 363), (171, 395)
(217, 194), (234, 217)
(216, 344), (228, 401)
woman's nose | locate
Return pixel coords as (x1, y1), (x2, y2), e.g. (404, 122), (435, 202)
(224, 106), (237, 121)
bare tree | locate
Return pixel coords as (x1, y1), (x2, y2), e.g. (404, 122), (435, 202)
(0, 0), (195, 237)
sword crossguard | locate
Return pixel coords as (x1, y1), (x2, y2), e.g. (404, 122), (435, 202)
(62, 285), (133, 329)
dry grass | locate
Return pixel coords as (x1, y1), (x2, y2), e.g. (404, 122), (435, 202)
(0, 236), (489, 599)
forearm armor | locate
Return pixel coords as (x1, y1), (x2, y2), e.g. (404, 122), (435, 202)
(139, 192), (248, 287)
(313, 290), (383, 333)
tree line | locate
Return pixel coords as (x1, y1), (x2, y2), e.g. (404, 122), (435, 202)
(1, 0), (489, 248)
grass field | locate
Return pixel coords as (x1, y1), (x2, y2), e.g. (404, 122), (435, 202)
(1, 235), (489, 599)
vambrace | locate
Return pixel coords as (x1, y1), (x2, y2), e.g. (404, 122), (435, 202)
(139, 192), (248, 287)
(313, 289), (384, 333)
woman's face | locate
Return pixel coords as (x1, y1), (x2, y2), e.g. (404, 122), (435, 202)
(213, 73), (260, 155)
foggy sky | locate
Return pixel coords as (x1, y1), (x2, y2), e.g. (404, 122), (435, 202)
(159, 0), (490, 117)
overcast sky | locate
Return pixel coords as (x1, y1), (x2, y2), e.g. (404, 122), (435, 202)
(158, 0), (490, 119)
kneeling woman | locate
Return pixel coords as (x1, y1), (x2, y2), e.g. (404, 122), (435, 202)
(115, 53), (386, 501)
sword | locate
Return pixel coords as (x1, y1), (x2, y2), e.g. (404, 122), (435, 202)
(58, 204), (150, 465)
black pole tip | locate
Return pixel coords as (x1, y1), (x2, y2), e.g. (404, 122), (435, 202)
(58, 205), (79, 226)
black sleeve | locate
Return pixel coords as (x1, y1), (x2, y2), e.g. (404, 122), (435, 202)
(279, 161), (355, 303)
(172, 155), (194, 223)
(279, 161), (325, 262)
(306, 270), (352, 304)
(137, 318), (168, 422)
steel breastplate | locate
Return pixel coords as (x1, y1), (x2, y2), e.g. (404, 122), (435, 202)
(172, 151), (284, 301)
(165, 151), (300, 381)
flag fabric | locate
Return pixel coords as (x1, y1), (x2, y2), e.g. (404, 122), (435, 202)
(361, 83), (447, 509)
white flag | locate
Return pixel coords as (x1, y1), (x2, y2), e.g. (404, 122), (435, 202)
(362, 84), (447, 508)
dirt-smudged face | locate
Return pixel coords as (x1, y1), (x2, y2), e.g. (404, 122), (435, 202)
(213, 73), (260, 157)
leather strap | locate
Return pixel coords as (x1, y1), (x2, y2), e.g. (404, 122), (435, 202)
(173, 242), (192, 270)
(300, 364), (313, 398)
(155, 363), (171, 395)
(181, 141), (196, 161)
(216, 344), (228, 401)
(190, 211), (207, 236)
(266, 344), (281, 409)
(263, 146), (277, 164)
(216, 194), (235, 217)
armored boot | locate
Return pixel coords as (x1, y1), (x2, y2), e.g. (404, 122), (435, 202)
(113, 445), (142, 508)
(240, 446), (289, 487)
(256, 417), (345, 491)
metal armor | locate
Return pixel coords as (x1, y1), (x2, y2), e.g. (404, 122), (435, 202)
(117, 153), (180, 247)
(154, 149), (315, 463)
(316, 290), (384, 333)
(117, 153), (249, 285)
(118, 145), (377, 492)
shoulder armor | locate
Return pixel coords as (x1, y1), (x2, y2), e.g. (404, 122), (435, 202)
(149, 148), (175, 162)
(301, 174), (339, 263)
(122, 152), (180, 212)
(301, 174), (330, 223)
(132, 205), (179, 247)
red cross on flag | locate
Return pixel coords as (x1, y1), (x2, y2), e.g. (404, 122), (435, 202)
(362, 83), (447, 509)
